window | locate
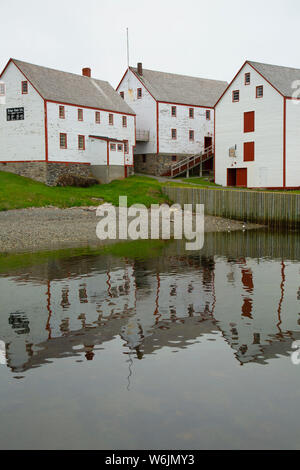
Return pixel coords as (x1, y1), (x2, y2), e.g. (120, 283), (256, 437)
(122, 116), (127, 128)
(244, 111), (255, 133)
(124, 140), (129, 154)
(60, 133), (67, 149)
(109, 113), (114, 125)
(78, 108), (83, 121)
(59, 106), (65, 119)
(137, 88), (142, 99)
(206, 110), (211, 120)
(171, 106), (177, 117)
(189, 130), (194, 141)
(117, 144), (123, 152)
(245, 73), (251, 85)
(171, 128), (177, 140)
(232, 90), (240, 102)
(95, 111), (100, 123)
(78, 135), (85, 150)
(172, 155), (177, 162)
(110, 143), (116, 151)
(189, 108), (194, 118)
(256, 86), (264, 98)
(21, 81), (28, 94)
(143, 155), (146, 163)
(244, 142), (255, 161)
(120, 91), (124, 99)
(0, 83), (5, 96)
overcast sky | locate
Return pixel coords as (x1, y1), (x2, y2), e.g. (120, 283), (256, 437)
(1, 0), (300, 87)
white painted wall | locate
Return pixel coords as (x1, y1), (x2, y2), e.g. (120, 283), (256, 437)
(47, 102), (135, 166)
(0, 62), (45, 161)
(285, 99), (300, 187)
(158, 102), (214, 154)
(215, 63), (284, 188)
(89, 138), (107, 165)
(117, 69), (157, 154)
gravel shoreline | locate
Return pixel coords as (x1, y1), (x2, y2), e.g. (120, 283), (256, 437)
(0, 206), (263, 254)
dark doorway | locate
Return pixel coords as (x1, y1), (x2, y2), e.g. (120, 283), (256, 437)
(204, 136), (213, 150)
(227, 168), (237, 187)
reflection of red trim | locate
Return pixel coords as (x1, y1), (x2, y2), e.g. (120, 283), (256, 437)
(277, 261), (286, 334)
(46, 281), (52, 340)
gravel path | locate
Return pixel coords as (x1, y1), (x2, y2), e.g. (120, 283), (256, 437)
(0, 206), (262, 253)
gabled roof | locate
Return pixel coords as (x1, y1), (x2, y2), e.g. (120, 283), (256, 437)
(248, 60), (300, 97)
(129, 66), (228, 107)
(3, 59), (135, 115)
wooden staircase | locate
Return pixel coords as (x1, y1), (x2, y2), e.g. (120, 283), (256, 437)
(162, 145), (214, 178)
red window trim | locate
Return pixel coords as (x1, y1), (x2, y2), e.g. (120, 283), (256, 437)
(117, 143), (123, 152)
(122, 116), (127, 128)
(137, 88), (142, 99)
(232, 90), (240, 102)
(256, 86), (264, 98)
(206, 110), (211, 120)
(245, 73), (251, 85)
(60, 133), (67, 149)
(78, 108), (83, 121)
(171, 106), (177, 117)
(120, 91), (124, 99)
(109, 113), (114, 125)
(95, 111), (100, 124)
(171, 128), (177, 140)
(244, 141), (255, 162)
(189, 108), (194, 119)
(124, 140), (129, 154)
(59, 105), (65, 119)
(21, 81), (28, 94)
(110, 143), (116, 151)
(189, 130), (195, 141)
(78, 135), (85, 151)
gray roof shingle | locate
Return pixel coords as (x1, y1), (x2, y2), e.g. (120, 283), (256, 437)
(130, 66), (228, 107)
(11, 59), (135, 114)
(248, 60), (300, 97)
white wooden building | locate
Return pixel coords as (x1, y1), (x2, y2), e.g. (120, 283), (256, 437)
(117, 63), (227, 176)
(215, 60), (300, 189)
(0, 59), (136, 184)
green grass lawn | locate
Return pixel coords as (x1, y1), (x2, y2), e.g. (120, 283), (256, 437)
(0, 172), (171, 211)
(0, 171), (298, 212)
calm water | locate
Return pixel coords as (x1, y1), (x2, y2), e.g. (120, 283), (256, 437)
(0, 230), (299, 450)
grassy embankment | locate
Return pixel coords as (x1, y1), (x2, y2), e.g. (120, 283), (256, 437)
(0, 171), (298, 212)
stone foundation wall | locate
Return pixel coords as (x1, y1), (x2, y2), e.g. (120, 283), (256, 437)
(46, 163), (92, 186)
(134, 154), (188, 176)
(0, 161), (93, 186)
(0, 162), (47, 183)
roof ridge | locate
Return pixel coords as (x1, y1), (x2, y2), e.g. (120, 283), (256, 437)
(130, 65), (227, 84)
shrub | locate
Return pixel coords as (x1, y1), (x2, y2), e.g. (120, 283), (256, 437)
(56, 174), (100, 187)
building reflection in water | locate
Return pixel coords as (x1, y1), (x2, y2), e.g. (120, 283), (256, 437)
(0, 231), (299, 376)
